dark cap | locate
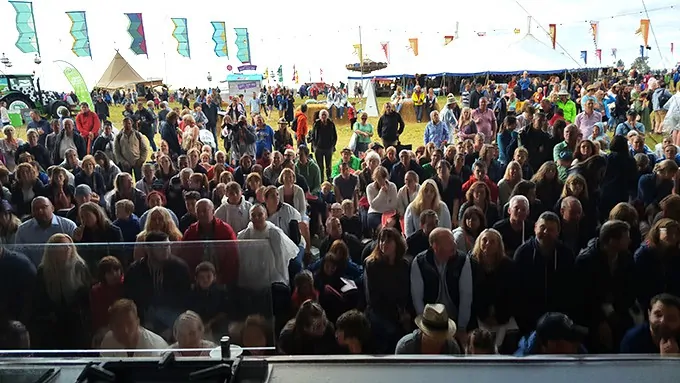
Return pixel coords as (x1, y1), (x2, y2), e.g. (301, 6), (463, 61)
(369, 142), (384, 150)
(74, 184), (92, 198)
(627, 109), (638, 117)
(536, 313), (587, 342)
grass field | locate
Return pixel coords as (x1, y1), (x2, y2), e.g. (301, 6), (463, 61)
(10, 96), (663, 163)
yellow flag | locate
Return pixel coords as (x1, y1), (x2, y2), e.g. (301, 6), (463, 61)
(353, 43), (363, 66)
(409, 38), (419, 56)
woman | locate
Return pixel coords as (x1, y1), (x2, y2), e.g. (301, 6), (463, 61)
(74, 155), (106, 198)
(451, 152), (472, 182)
(363, 227), (413, 353)
(457, 107), (477, 141)
(471, 228), (518, 353)
(496, 116), (518, 165)
(353, 112), (374, 156)
(278, 300), (338, 355)
(94, 151), (121, 193)
(435, 160), (463, 226)
(109, 172), (147, 218)
(31, 233), (91, 349)
(458, 181), (499, 228)
(601, 135), (637, 221)
(169, 311), (217, 356)
(209, 164), (227, 191)
(45, 166), (75, 212)
(501, 180), (544, 222)
(73, 201), (124, 260)
(634, 218), (680, 308)
(531, 161), (563, 212)
(135, 163), (157, 195)
(155, 153), (178, 186)
(0, 199), (20, 245)
(10, 162), (45, 218)
(453, 206), (486, 254)
(571, 139), (597, 166)
(479, 144), (504, 184)
(133, 206), (183, 261)
(89, 256), (124, 343)
(285, 90), (296, 123)
(232, 314), (273, 356)
(244, 172), (263, 204)
(390, 86), (406, 113)
(637, 159), (678, 210)
(278, 168), (306, 216)
(273, 118), (294, 154)
(366, 166), (398, 230)
(497, 161), (523, 208)
(0, 125), (24, 172)
(396, 171), (420, 217)
(554, 173), (591, 214)
(404, 179), (452, 237)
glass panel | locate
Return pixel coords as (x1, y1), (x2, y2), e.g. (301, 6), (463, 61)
(1, 240), (277, 358)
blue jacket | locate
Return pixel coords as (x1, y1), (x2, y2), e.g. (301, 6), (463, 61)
(637, 173), (673, 208)
(620, 324), (658, 353)
(515, 331), (588, 356)
(633, 243), (680, 309)
(496, 130), (518, 165)
(113, 214), (141, 243)
(255, 125), (274, 158)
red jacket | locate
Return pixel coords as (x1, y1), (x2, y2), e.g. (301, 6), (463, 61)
(295, 111), (309, 144)
(89, 278), (124, 330)
(462, 175), (499, 204)
(181, 218), (239, 285)
(76, 111), (101, 138)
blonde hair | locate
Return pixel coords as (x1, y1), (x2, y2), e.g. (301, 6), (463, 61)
(81, 155), (96, 169)
(139, 206), (183, 241)
(562, 173), (589, 199)
(470, 229), (507, 270)
(173, 310), (205, 341)
(410, 179), (442, 216)
(115, 199), (135, 215)
(278, 168), (296, 185)
(459, 107), (473, 127)
(40, 234), (89, 304)
(503, 161), (523, 182)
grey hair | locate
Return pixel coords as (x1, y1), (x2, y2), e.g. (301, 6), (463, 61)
(509, 195), (530, 209)
(560, 196), (582, 210)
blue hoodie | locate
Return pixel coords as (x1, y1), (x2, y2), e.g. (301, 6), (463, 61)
(514, 331), (588, 356)
(113, 214), (141, 243)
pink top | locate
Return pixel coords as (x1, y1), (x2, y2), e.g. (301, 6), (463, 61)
(575, 110), (602, 138)
(471, 108), (496, 143)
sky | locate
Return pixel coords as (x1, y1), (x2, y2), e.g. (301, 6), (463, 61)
(0, 0), (678, 91)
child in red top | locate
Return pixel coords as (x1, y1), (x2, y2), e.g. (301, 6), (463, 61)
(89, 256), (124, 341)
(291, 270), (319, 315)
(347, 102), (357, 128)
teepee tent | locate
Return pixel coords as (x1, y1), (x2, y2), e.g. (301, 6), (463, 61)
(363, 80), (379, 117)
(95, 51), (146, 89)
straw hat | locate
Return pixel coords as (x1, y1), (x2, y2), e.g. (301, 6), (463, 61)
(414, 304), (457, 341)
(557, 87), (569, 96)
(446, 95), (456, 105)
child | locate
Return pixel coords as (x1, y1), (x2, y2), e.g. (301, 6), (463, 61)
(291, 270), (319, 314)
(179, 190), (201, 233)
(347, 102), (357, 128)
(89, 256), (124, 344)
(112, 199), (141, 243)
(318, 181), (335, 205)
(466, 328), (498, 355)
(188, 262), (230, 342)
(340, 199), (362, 238)
(513, 147), (533, 180)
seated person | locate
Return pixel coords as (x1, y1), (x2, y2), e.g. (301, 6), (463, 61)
(188, 262), (230, 342)
(169, 310), (217, 356)
(100, 299), (168, 357)
(395, 303), (461, 355)
(515, 312), (587, 356)
(620, 293), (680, 355)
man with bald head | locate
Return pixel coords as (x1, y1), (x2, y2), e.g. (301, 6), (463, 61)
(15, 197), (77, 264)
(559, 196), (595, 255)
(182, 198), (239, 285)
(411, 227), (479, 336)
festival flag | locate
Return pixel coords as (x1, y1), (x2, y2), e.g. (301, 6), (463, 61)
(639, 45), (645, 58)
(294, 66), (299, 84)
(380, 41), (390, 63)
(580, 51), (587, 64)
(635, 19), (650, 47)
(589, 21), (599, 48)
(476, 32), (487, 37)
(170, 18), (190, 58)
(277, 65), (283, 82)
(65, 11), (91, 58)
(292, 65), (296, 82)
(54, 60), (94, 109)
(353, 43), (363, 67)
(9, 1), (40, 54)
(595, 49), (602, 64)
(408, 38), (419, 56)
(264, 67), (269, 79)
(124, 13), (148, 56)
(513, 28), (520, 35)
(320, 68), (323, 82)
(548, 24), (557, 49)
(672, 43), (674, 55)
(234, 28), (251, 64)
(210, 22), (228, 58)
(444, 35), (454, 45)
(611, 48), (617, 58)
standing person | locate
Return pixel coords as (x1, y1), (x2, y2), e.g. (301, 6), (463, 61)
(575, 99), (603, 138)
(652, 81), (672, 134)
(352, 112), (373, 157)
(555, 88), (577, 124)
(0, 101), (10, 127)
(202, 95), (219, 144)
(469, 83), (483, 110)
(253, 115), (274, 159)
(412, 85), (426, 123)
(114, 117), (149, 181)
(311, 110), (337, 181)
(75, 102), (101, 154)
(134, 101), (157, 152)
(377, 102), (405, 148)
(294, 104), (309, 147)
(440, 95), (460, 139)
(285, 90), (296, 123)
(94, 96), (110, 123)
(471, 98), (497, 144)
(52, 119), (86, 165)
(423, 110), (450, 148)
(425, 88), (438, 120)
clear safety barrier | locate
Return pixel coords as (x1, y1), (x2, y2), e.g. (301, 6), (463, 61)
(1, 240), (282, 358)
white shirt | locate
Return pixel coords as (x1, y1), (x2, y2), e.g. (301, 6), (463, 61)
(214, 197), (252, 233)
(99, 327), (169, 357)
(237, 221), (298, 287)
(0, 106), (10, 123)
(404, 201), (452, 238)
(396, 184), (420, 217)
(268, 202), (305, 247)
(366, 181), (398, 214)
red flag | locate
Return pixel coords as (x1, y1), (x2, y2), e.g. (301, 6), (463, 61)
(380, 41), (390, 63)
(444, 35), (454, 45)
(595, 49), (602, 63)
(548, 24), (557, 49)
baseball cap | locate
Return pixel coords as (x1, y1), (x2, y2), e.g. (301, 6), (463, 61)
(536, 312), (587, 342)
(74, 184), (92, 198)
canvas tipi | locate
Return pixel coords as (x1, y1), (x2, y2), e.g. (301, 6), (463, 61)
(95, 51), (145, 89)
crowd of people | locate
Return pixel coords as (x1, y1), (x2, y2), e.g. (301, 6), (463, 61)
(0, 68), (679, 358)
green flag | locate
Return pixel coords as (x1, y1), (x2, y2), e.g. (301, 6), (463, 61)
(56, 60), (93, 109)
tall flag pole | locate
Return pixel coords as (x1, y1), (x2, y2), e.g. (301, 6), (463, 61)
(548, 24), (557, 49)
(9, 1), (40, 55)
(170, 18), (190, 58)
(211, 22), (228, 58)
(124, 13), (148, 57)
(234, 28), (251, 64)
(65, 11), (92, 58)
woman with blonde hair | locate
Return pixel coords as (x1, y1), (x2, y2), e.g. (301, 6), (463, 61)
(457, 107), (477, 141)
(0, 125), (24, 171)
(109, 172), (147, 218)
(169, 310), (216, 356)
(634, 218), (680, 308)
(497, 161), (523, 208)
(133, 206), (183, 260)
(74, 155), (106, 198)
(396, 170), (420, 217)
(278, 168), (306, 216)
(32, 233), (91, 349)
(638, 159), (679, 210)
(554, 173), (590, 213)
(471, 228), (518, 352)
(9, 162), (45, 218)
(181, 114), (201, 152)
(73, 201), (124, 266)
(404, 179), (451, 237)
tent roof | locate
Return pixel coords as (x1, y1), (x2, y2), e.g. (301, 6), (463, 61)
(95, 51), (146, 89)
(226, 73), (263, 81)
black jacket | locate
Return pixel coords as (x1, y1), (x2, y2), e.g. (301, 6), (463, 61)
(10, 180), (45, 218)
(52, 131), (87, 164)
(160, 121), (183, 158)
(201, 102), (219, 128)
(474, 256), (517, 326)
(389, 160), (424, 189)
(311, 119), (337, 151)
(520, 127), (552, 172)
(377, 112), (405, 143)
(319, 233), (364, 265)
(133, 108), (155, 134)
(94, 100), (110, 119)
(74, 171), (106, 198)
(15, 143), (51, 170)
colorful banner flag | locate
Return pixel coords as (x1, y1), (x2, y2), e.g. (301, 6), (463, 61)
(320, 68), (323, 82)
(171, 18), (190, 58)
(65, 11), (91, 58)
(589, 21), (599, 48)
(210, 21), (228, 58)
(408, 38), (419, 56)
(595, 49), (602, 63)
(671, 43), (674, 55)
(9, 1), (40, 54)
(476, 32), (487, 37)
(294, 66), (299, 84)
(353, 43), (363, 67)
(54, 60), (93, 109)
(444, 35), (454, 45)
(636, 19), (650, 47)
(124, 13), (148, 56)
(513, 28), (520, 35)
(277, 65), (283, 82)
(611, 48), (617, 58)
(264, 67), (269, 79)
(580, 51), (587, 64)
(548, 24), (557, 49)
(234, 28), (251, 64)
(292, 65), (296, 82)
(380, 41), (390, 63)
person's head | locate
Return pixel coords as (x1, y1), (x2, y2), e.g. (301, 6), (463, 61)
(108, 299), (141, 348)
(114, 172), (133, 193)
(31, 197), (54, 226)
(294, 269), (315, 297)
(429, 227), (457, 262)
(560, 196), (583, 222)
(654, 159), (679, 181)
(369, 227), (406, 262)
(399, 150), (410, 166)
(386, 146), (397, 161)
(578, 139), (595, 159)
(196, 199), (215, 226)
(122, 117), (133, 132)
(415, 179), (440, 208)
(598, 220), (631, 253)
(632, 135), (646, 153)
(249, 204), (268, 231)
(563, 174), (587, 198)
(114, 199), (134, 221)
(584, 98), (594, 113)
(467, 328), (497, 355)
(564, 124), (578, 143)
(144, 231), (172, 264)
(320, 181), (332, 195)
(97, 256), (123, 286)
(326, 216), (343, 239)
(79, 201), (109, 230)
(649, 294), (680, 341)
(646, 218), (680, 249)
(508, 195), (530, 222)
(293, 300), (328, 337)
(634, 152), (650, 172)
(466, 181), (490, 206)
(341, 199), (355, 217)
(372, 166), (389, 184)
(535, 212), (561, 247)
(383, 102), (393, 115)
(504, 161), (523, 183)
(535, 312), (586, 355)
(173, 310), (206, 349)
(335, 310), (372, 354)
(479, 97), (488, 110)
(513, 147), (528, 166)
(240, 315), (271, 352)
(320, 109), (329, 121)
(472, 160), (487, 181)
(279, 168), (296, 186)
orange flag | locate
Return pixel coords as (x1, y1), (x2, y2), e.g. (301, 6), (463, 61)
(409, 38), (418, 56)
(444, 35), (454, 45)
(548, 24), (557, 49)
(636, 19), (650, 47)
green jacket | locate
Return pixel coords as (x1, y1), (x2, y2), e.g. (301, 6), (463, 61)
(331, 155), (361, 179)
(556, 99), (577, 124)
(296, 158), (322, 194)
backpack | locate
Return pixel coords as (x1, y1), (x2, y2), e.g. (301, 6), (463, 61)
(291, 115), (298, 133)
(658, 90), (672, 110)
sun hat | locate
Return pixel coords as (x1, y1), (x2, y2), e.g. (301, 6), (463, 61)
(557, 87), (569, 96)
(446, 95), (456, 105)
(414, 303), (457, 341)
(535, 312), (587, 342)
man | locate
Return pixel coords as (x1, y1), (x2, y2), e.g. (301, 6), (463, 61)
(75, 102), (101, 150)
(94, 96), (110, 123)
(202, 95), (219, 143)
(0, 243), (36, 322)
(122, 102), (135, 120)
(493, 195), (534, 257)
(45, 119), (61, 156)
(574, 220), (637, 353)
(520, 112), (552, 172)
(65, 184), (93, 224)
(471, 97), (497, 143)
(52, 118), (86, 165)
(157, 101), (171, 123)
(439, 94), (459, 137)
(263, 151), (285, 184)
(187, 148), (207, 174)
(540, 98), (555, 121)
(411, 228), (478, 337)
(254, 114), (274, 159)
(134, 101), (157, 152)
(555, 88), (577, 124)
(395, 303), (461, 355)
(616, 110), (646, 137)
(424, 110), (450, 148)
(553, 123), (579, 181)
(331, 148), (361, 179)
(575, 99), (602, 138)
(263, 186), (308, 263)
(215, 181), (252, 233)
(513, 212), (575, 335)
(332, 162), (359, 204)
(182, 199), (239, 285)
(517, 71), (532, 101)
(376, 102), (404, 148)
(100, 299), (168, 357)
(390, 150), (424, 189)
(92, 121), (116, 162)
(319, 216), (363, 264)
(469, 83), (483, 110)
(15, 129), (50, 170)
(26, 109), (51, 146)
(14, 197), (77, 264)
(559, 197), (596, 255)
(620, 293), (680, 355)
(294, 104), (309, 146)
(248, 91), (261, 116)
(412, 85), (425, 122)
(114, 117), (149, 181)
(515, 312), (587, 356)
(406, 210), (439, 260)
(335, 310), (373, 354)
(580, 84), (598, 109)
(652, 81), (672, 134)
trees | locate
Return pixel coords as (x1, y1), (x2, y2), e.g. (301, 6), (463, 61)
(630, 57), (651, 75)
